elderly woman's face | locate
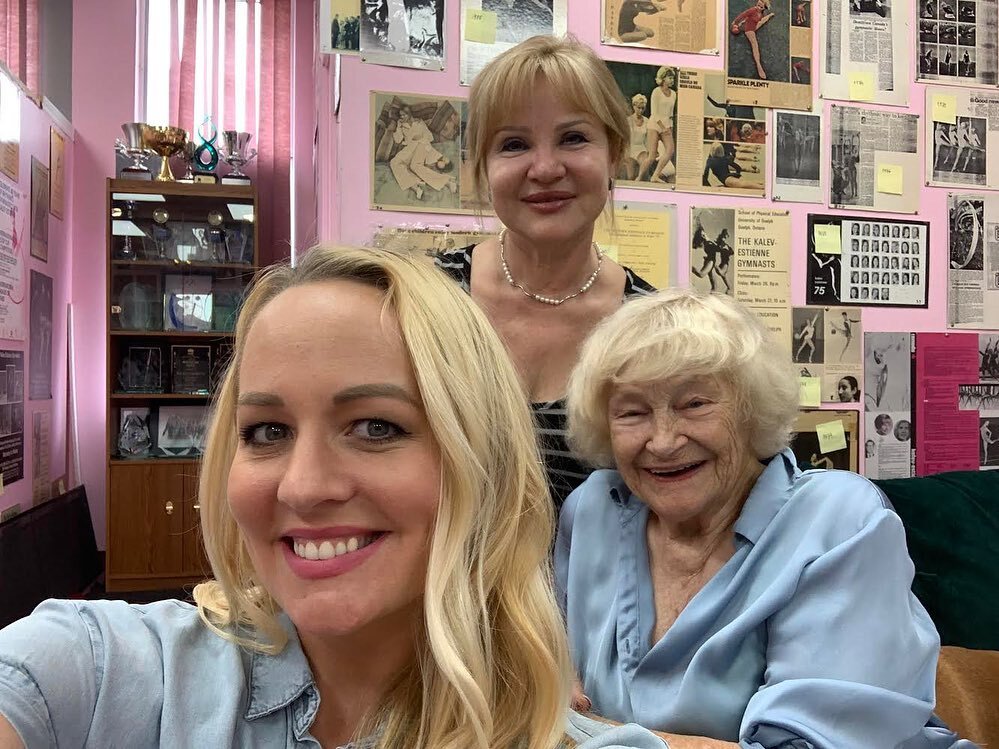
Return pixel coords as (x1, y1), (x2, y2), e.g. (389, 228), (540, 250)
(607, 375), (761, 526)
(227, 280), (440, 643)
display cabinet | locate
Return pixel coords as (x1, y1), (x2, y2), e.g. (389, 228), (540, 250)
(105, 179), (258, 592)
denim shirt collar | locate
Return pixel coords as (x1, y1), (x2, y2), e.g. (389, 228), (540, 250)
(610, 447), (798, 544)
(245, 614), (318, 737)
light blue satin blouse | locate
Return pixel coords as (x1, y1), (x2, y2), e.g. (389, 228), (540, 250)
(555, 449), (978, 749)
(0, 598), (667, 748)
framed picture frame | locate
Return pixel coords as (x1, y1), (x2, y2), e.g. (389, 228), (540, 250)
(116, 346), (163, 393)
(117, 407), (152, 459)
(154, 405), (208, 456)
(170, 345), (212, 395)
(791, 409), (860, 473)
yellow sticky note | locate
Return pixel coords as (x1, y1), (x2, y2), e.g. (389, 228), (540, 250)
(932, 94), (957, 124)
(799, 377), (821, 407)
(813, 225), (841, 255)
(877, 164), (903, 195)
(465, 9), (497, 44)
(816, 419), (848, 453)
(848, 72), (874, 101)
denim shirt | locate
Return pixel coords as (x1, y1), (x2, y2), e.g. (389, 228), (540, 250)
(555, 449), (978, 749)
(0, 598), (666, 748)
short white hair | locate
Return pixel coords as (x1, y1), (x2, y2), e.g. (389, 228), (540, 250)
(566, 288), (799, 468)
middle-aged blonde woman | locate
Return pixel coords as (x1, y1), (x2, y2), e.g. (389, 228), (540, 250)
(0, 247), (666, 749)
(436, 35), (655, 511)
(557, 289), (977, 749)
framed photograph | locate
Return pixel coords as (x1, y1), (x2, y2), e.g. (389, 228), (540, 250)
(170, 345), (212, 395)
(116, 346), (163, 393)
(30, 157), (49, 261)
(117, 407), (152, 459)
(806, 214), (930, 308)
(163, 274), (214, 331)
(790, 409), (860, 473)
(49, 127), (65, 220)
(154, 405), (208, 456)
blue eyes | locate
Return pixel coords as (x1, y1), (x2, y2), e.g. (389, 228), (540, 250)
(237, 419), (404, 447)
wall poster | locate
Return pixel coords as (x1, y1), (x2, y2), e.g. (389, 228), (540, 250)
(0, 349), (24, 487)
(0, 181), (26, 340)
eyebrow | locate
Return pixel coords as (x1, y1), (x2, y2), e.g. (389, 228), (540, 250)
(495, 118), (593, 134)
(236, 383), (418, 408)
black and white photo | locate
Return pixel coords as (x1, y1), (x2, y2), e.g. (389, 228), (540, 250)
(155, 405), (208, 456)
(773, 110), (821, 202)
(28, 271), (52, 401)
(931, 117), (986, 185)
(360, 0), (444, 69)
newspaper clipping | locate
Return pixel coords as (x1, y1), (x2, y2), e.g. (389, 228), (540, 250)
(829, 106), (920, 214)
(725, 0), (813, 110)
(792, 409), (859, 472)
(806, 215), (930, 308)
(370, 92), (469, 214)
(947, 193), (999, 328)
(772, 110), (822, 202)
(791, 306), (864, 404)
(602, 0), (718, 54)
(917, 0), (997, 86)
(372, 226), (495, 266)
(689, 207), (791, 342)
(926, 89), (999, 189)
(460, 0), (568, 85)
(359, 0), (445, 70)
(821, 0), (910, 105)
(594, 202), (675, 289)
(319, 0), (361, 54)
(606, 63), (767, 197)
(863, 332), (913, 478)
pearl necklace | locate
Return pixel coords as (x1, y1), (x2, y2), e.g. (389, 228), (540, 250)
(499, 229), (604, 306)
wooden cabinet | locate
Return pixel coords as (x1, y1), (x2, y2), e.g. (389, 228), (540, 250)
(104, 179), (257, 592)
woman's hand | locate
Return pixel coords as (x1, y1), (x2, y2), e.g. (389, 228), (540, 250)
(571, 679), (592, 712)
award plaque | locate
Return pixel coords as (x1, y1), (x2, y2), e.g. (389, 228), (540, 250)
(117, 346), (164, 393)
(118, 407), (152, 458)
(171, 345), (212, 395)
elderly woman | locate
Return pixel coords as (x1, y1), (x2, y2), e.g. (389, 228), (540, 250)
(557, 289), (975, 748)
(0, 247), (664, 749)
(436, 35), (654, 511)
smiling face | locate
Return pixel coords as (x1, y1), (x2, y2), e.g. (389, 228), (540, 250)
(607, 375), (762, 531)
(485, 79), (613, 249)
(227, 280), (440, 642)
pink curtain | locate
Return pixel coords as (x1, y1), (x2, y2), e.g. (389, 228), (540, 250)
(0, 0), (40, 95)
(166, 0), (292, 264)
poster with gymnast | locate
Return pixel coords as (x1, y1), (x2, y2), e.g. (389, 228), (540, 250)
(926, 87), (999, 191)
(602, 0), (719, 55)
(725, 0), (813, 110)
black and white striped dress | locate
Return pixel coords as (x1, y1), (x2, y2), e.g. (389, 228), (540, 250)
(435, 246), (655, 512)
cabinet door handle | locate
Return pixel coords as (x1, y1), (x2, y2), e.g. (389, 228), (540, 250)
(165, 501), (174, 515)
(193, 503), (200, 512)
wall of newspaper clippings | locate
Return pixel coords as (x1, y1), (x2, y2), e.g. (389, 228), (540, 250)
(320, 0), (999, 480)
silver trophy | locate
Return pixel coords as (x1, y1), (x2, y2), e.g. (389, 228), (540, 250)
(115, 122), (154, 179)
(220, 131), (257, 184)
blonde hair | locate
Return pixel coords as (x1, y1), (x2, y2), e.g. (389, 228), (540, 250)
(566, 288), (799, 467)
(466, 34), (629, 202)
(631, 93), (648, 110)
(193, 246), (571, 749)
(654, 66), (675, 86)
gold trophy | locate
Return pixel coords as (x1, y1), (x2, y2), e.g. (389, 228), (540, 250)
(141, 125), (188, 182)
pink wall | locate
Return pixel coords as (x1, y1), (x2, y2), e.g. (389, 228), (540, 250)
(70, 0), (137, 547)
(0, 93), (73, 517)
(315, 1), (958, 449)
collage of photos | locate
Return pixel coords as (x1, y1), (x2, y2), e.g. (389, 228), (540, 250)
(918, 0), (979, 80)
(792, 306), (864, 404)
(725, 0), (812, 110)
(978, 334), (999, 468)
(863, 332), (914, 479)
(806, 216), (930, 308)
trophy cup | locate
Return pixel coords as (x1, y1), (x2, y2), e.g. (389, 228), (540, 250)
(151, 207), (173, 259)
(180, 141), (198, 182)
(220, 131), (257, 184)
(207, 210), (228, 262)
(115, 122), (154, 180)
(117, 201), (139, 260)
(141, 125), (188, 182)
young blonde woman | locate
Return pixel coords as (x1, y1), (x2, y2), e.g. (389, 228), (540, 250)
(0, 247), (665, 749)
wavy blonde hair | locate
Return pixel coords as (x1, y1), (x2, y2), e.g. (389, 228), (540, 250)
(566, 288), (800, 468)
(193, 246), (571, 748)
